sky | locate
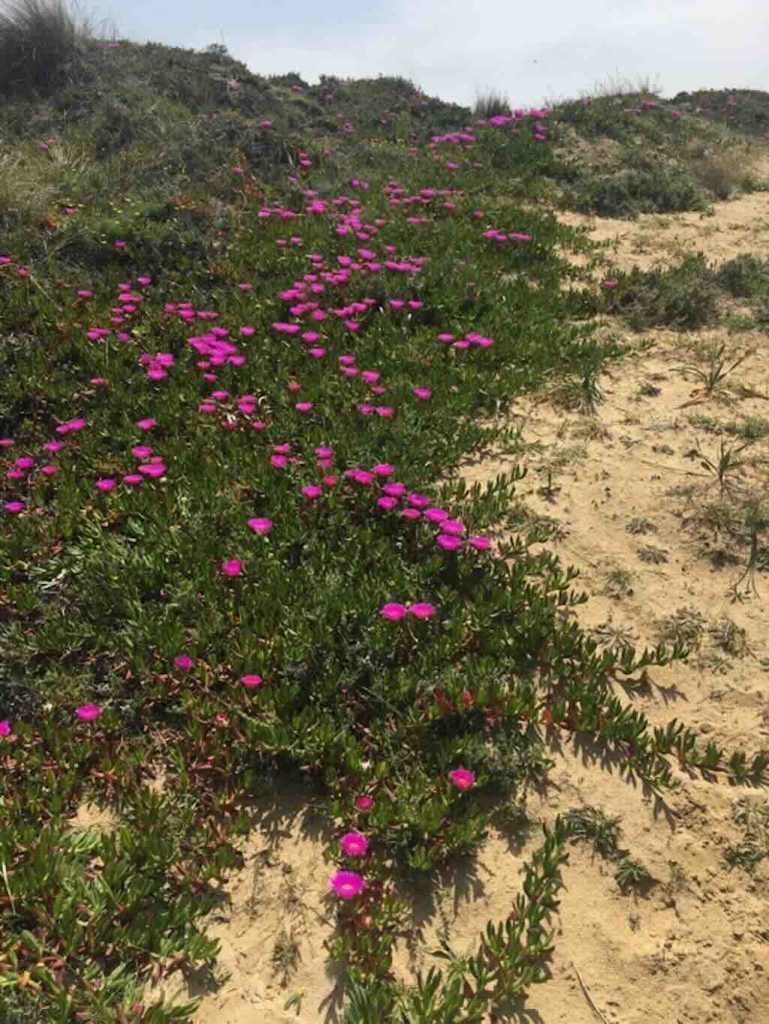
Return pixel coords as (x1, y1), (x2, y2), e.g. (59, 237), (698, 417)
(90, 0), (769, 108)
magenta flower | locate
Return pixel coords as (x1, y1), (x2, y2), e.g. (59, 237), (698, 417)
(248, 517), (273, 534)
(221, 559), (243, 577)
(0, 720), (11, 737)
(372, 463), (394, 477)
(424, 508), (448, 523)
(174, 654), (193, 670)
(380, 602), (408, 621)
(355, 795), (374, 812)
(95, 478), (117, 492)
(240, 674), (263, 688)
(295, 401), (314, 412)
(340, 832), (369, 857)
(413, 388), (432, 400)
(437, 534), (463, 551)
(377, 496), (398, 511)
(4, 501), (24, 514)
(138, 462), (166, 478)
(469, 535), (492, 550)
(330, 870), (366, 900)
(136, 417), (156, 430)
(123, 474), (143, 486)
(132, 445), (153, 458)
(441, 519), (465, 536)
(449, 768), (475, 791)
(76, 704), (103, 721)
(302, 484), (323, 499)
(409, 602), (436, 619)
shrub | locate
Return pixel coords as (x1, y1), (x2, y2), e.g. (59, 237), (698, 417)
(692, 151), (751, 200)
(605, 253), (718, 329)
(716, 254), (769, 297)
(570, 156), (705, 218)
(0, 0), (88, 94)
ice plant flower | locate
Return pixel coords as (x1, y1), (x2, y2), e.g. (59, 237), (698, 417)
(437, 534), (463, 551)
(409, 602), (436, 619)
(95, 478), (117, 492)
(240, 674), (263, 688)
(380, 602), (408, 621)
(355, 795), (374, 812)
(174, 654), (193, 670)
(340, 832), (369, 857)
(469, 535), (492, 550)
(302, 484), (323, 499)
(76, 704), (103, 721)
(330, 870), (366, 900)
(221, 559), (243, 577)
(449, 768), (475, 791)
(248, 517), (273, 534)
(0, 720), (11, 737)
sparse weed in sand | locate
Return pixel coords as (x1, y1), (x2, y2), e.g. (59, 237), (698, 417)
(678, 341), (752, 400)
(725, 799), (769, 870)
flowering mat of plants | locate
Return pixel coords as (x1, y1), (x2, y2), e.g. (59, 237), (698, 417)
(1, 51), (768, 1024)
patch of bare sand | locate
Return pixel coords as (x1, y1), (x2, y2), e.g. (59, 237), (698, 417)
(560, 178), (769, 272)
(67, 801), (116, 833)
(459, 323), (769, 1022)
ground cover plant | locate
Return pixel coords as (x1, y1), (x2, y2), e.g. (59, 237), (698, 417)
(2, 23), (769, 1024)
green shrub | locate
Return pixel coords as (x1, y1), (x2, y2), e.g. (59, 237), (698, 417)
(605, 253), (718, 329)
(0, 0), (88, 94)
(570, 155), (705, 217)
(716, 254), (769, 297)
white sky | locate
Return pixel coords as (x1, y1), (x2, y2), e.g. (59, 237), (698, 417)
(94, 0), (769, 107)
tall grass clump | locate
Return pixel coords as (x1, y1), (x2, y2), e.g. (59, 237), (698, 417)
(474, 90), (511, 118)
(0, 0), (88, 94)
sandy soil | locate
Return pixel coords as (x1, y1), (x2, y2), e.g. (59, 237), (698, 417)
(150, 197), (769, 1024)
(561, 180), (769, 272)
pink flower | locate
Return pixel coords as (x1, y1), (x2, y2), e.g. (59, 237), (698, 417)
(123, 474), (143, 486)
(441, 519), (465, 536)
(4, 501), (24, 514)
(355, 795), (374, 812)
(424, 508), (448, 523)
(437, 534), (463, 551)
(174, 654), (193, 670)
(136, 418), (156, 430)
(413, 388), (432, 400)
(76, 704), (103, 721)
(132, 445), (152, 458)
(330, 870), (366, 900)
(240, 674), (263, 688)
(469, 535), (492, 550)
(449, 768), (475, 791)
(0, 720), (11, 737)
(295, 401), (314, 412)
(302, 484), (323, 499)
(372, 463), (394, 477)
(138, 462), (166, 478)
(409, 602), (436, 619)
(248, 517), (273, 534)
(340, 832), (369, 857)
(377, 496), (398, 511)
(221, 559), (243, 577)
(380, 602), (408, 621)
(95, 478), (117, 492)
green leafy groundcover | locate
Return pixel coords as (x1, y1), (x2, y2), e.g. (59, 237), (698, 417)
(0, 57), (766, 1024)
